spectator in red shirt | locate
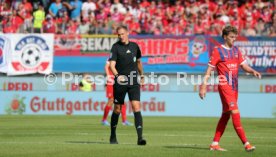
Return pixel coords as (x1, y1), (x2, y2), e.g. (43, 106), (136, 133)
(123, 7), (133, 24)
(139, 0), (150, 8)
(227, 1), (239, 14)
(0, 2), (12, 18)
(200, 11), (211, 31)
(110, 7), (122, 23)
(12, 9), (24, 32)
(148, 1), (157, 16)
(251, 5), (261, 20)
(42, 14), (57, 33)
(173, 0), (184, 15)
(98, 0), (112, 15)
(260, 5), (272, 23)
(230, 12), (243, 31)
(96, 8), (107, 22)
(17, 1), (33, 33)
(128, 17), (141, 35)
(208, 0), (218, 14)
(0, 0), (275, 36)
(2, 13), (19, 33)
(22, 0), (33, 14)
(152, 26), (162, 35)
(65, 19), (79, 34)
(56, 13), (69, 34)
(194, 20), (205, 35)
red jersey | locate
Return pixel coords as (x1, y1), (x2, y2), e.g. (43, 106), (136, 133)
(105, 61), (114, 80)
(209, 45), (246, 112)
(105, 61), (114, 98)
(208, 45), (246, 92)
(105, 60), (115, 86)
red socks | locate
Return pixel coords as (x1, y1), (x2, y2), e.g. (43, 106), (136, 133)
(102, 105), (112, 121)
(213, 113), (230, 142)
(213, 112), (248, 144)
(121, 104), (127, 122)
(232, 113), (247, 144)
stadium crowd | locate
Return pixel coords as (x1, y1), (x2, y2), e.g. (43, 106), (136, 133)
(0, 0), (276, 36)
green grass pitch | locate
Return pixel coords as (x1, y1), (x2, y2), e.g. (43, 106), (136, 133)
(0, 116), (275, 157)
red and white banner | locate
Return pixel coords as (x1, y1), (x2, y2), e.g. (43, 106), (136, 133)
(0, 34), (54, 75)
(0, 35), (11, 73)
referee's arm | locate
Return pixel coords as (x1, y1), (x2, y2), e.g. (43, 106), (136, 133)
(137, 59), (144, 76)
(110, 61), (119, 76)
(136, 45), (144, 77)
(109, 45), (119, 76)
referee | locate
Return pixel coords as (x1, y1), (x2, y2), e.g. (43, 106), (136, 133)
(109, 25), (146, 145)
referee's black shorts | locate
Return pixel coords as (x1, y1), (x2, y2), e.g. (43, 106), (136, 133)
(113, 82), (140, 105)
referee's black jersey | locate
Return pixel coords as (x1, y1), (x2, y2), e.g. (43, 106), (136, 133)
(109, 41), (142, 76)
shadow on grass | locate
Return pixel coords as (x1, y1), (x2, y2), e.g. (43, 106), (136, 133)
(164, 145), (209, 151)
(65, 141), (108, 144)
(66, 141), (140, 146)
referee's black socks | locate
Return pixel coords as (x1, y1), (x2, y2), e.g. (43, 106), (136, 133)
(110, 112), (120, 137)
(134, 111), (143, 140)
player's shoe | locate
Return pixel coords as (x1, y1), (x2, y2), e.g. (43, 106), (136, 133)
(137, 138), (146, 146)
(101, 120), (110, 126)
(209, 144), (227, 151)
(110, 136), (118, 144)
(122, 121), (133, 126)
(245, 143), (256, 152)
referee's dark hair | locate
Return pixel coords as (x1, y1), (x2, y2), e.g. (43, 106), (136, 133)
(116, 25), (128, 32)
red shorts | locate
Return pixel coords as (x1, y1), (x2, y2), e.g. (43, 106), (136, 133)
(218, 87), (238, 113)
(106, 84), (113, 98)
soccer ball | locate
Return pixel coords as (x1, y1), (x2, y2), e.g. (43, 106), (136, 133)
(21, 47), (41, 67)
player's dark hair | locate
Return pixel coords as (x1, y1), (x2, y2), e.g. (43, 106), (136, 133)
(222, 26), (238, 38)
(116, 25), (128, 32)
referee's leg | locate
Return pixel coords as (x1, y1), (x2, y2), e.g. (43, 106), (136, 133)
(128, 85), (146, 145)
(110, 83), (127, 144)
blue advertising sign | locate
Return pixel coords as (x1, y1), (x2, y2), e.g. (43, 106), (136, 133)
(53, 35), (276, 74)
(210, 36), (276, 74)
(53, 35), (210, 73)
